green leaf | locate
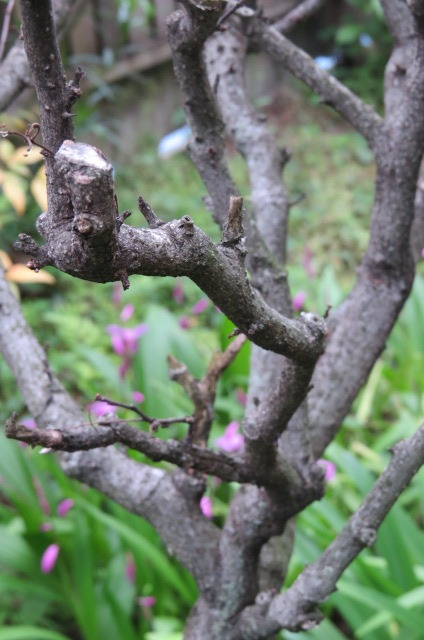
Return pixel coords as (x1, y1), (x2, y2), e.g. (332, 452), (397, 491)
(0, 627), (70, 640)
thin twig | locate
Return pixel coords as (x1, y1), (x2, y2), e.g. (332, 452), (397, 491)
(94, 393), (193, 432)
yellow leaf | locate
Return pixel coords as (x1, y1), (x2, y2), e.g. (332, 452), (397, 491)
(0, 139), (15, 164)
(11, 145), (44, 166)
(2, 172), (26, 215)
(31, 165), (48, 210)
(0, 250), (13, 270)
(6, 263), (55, 284)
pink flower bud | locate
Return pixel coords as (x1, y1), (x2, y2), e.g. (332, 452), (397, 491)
(137, 596), (156, 607)
(132, 391), (144, 403)
(40, 544), (60, 573)
(317, 459), (336, 482)
(120, 304), (135, 322)
(292, 291), (306, 311)
(192, 298), (208, 315)
(200, 496), (213, 519)
(57, 498), (74, 517)
(179, 316), (190, 330)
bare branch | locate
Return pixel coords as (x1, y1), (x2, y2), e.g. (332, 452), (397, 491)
(248, 15), (384, 150)
(19, 0), (77, 152)
(0, 0), (81, 111)
(308, 12), (424, 455)
(167, 1), (237, 225)
(273, 0), (329, 33)
(4, 413), (252, 483)
(236, 423), (424, 637)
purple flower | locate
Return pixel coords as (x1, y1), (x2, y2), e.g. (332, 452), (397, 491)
(40, 544), (60, 573)
(292, 291), (306, 311)
(107, 323), (148, 378)
(89, 400), (117, 418)
(39, 522), (53, 532)
(137, 596), (156, 607)
(179, 316), (190, 330)
(200, 496), (213, 519)
(107, 324), (148, 357)
(132, 390), (144, 404)
(421, 247), (424, 259)
(215, 421), (244, 453)
(317, 459), (336, 482)
(120, 304), (134, 322)
(173, 283), (185, 304)
(192, 298), (209, 315)
(57, 498), (74, 517)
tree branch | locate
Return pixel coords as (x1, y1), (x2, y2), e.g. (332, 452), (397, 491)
(166, 0), (237, 226)
(235, 422), (424, 638)
(19, 0), (78, 153)
(273, 0), (329, 33)
(0, 0), (81, 112)
(248, 14), (383, 150)
(308, 9), (424, 455)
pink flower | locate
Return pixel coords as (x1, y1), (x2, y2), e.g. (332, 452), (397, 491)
(57, 498), (74, 517)
(88, 400), (117, 418)
(107, 324), (148, 357)
(137, 596), (156, 607)
(39, 522), (53, 532)
(173, 283), (185, 304)
(200, 496), (213, 519)
(125, 554), (136, 583)
(132, 390), (144, 403)
(292, 291), (306, 311)
(215, 421), (244, 453)
(40, 544), (60, 573)
(192, 298), (208, 315)
(421, 247), (424, 258)
(317, 459), (336, 482)
(179, 316), (190, 330)
(120, 304), (134, 322)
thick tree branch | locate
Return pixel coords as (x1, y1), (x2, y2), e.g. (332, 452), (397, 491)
(248, 14), (383, 150)
(19, 0), (78, 153)
(308, 11), (424, 455)
(0, 0), (81, 112)
(166, 0), (237, 225)
(4, 413), (250, 484)
(235, 422), (424, 638)
(13, 142), (326, 363)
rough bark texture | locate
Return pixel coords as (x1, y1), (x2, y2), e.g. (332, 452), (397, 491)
(2, 1), (424, 638)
